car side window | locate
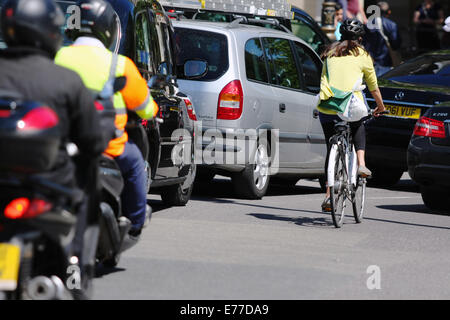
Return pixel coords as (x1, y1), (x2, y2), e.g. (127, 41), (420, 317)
(294, 42), (322, 94)
(245, 38), (269, 83)
(263, 37), (301, 90)
(152, 11), (172, 76)
(135, 11), (154, 77)
(290, 18), (324, 55)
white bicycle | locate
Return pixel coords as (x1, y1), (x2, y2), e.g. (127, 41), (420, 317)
(327, 110), (388, 228)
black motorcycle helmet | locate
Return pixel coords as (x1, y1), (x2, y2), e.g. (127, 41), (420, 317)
(0, 0), (65, 56)
(68, 0), (118, 48)
(339, 18), (366, 41)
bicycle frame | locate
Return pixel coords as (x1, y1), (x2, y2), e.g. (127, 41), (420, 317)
(327, 124), (358, 196)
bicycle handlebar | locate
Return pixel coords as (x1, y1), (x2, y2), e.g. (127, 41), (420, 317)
(369, 110), (390, 116)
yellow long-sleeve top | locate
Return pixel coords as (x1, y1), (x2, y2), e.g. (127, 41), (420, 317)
(318, 47), (378, 115)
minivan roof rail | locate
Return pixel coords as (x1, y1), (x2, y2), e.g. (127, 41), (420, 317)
(227, 16), (292, 34)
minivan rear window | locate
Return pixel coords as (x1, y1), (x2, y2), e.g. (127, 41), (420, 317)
(174, 27), (228, 81)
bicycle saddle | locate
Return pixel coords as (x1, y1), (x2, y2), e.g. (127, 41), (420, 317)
(334, 121), (349, 133)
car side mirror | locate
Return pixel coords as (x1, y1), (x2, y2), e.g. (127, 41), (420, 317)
(184, 60), (208, 79)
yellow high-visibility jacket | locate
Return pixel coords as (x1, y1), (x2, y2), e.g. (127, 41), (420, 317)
(55, 37), (158, 157)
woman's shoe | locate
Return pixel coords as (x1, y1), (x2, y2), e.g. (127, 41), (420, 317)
(358, 165), (372, 178)
(321, 196), (331, 212)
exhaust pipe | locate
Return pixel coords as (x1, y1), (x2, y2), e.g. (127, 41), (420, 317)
(27, 276), (72, 300)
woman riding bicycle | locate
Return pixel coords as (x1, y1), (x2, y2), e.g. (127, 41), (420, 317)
(318, 18), (386, 212)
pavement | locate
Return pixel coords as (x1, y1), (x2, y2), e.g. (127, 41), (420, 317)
(92, 173), (450, 300)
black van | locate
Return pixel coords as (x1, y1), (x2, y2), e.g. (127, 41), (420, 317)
(56, 0), (197, 206)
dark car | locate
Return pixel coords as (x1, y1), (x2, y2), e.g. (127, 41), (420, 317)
(364, 50), (450, 187)
(162, 4), (330, 56)
(407, 101), (450, 212)
(290, 6), (331, 56)
(55, 0), (197, 206)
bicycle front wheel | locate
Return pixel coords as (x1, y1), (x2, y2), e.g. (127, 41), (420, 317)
(330, 149), (346, 228)
(352, 176), (366, 223)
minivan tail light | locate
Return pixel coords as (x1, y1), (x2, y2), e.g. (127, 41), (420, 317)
(413, 117), (446, 138)
(17, 106), (59, 131)
(4, 198), (52, 219)
(217, 80), (243, 120)
(183, 98), (197, 121)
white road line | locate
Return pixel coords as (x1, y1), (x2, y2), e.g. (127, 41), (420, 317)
(367, 196), (421, 200)
(279, 195), (421, 202)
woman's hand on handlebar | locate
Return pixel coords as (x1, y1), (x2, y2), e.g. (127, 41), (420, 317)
(373, 104), (387, 117)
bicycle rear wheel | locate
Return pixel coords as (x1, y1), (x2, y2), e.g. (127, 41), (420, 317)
(330, 149), (346, 228)
(352, 176), (366, 223)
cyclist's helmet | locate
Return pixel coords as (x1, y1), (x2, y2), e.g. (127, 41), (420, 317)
(68, 0), (118, 48)
(339, 18), (365, 41)
(0, 0), (65, 56)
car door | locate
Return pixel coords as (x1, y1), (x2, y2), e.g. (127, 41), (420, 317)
(291, 10), (330, 56)
(292, 41), (326, 169)
(147, 8), (183, 179)
(133, 9), (162, 179)
(262, 37), (310, 167)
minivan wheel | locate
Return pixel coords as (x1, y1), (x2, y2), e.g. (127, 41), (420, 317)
(232, 139), (270, 199)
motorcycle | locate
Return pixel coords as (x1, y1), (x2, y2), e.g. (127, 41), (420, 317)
(0, 90), (96, 300)
(94, 81), (152, 268)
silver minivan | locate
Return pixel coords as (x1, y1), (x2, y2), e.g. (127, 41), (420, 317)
(173, 19), (326, 199)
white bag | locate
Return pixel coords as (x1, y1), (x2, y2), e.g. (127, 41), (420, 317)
(337, 78), (369, 122)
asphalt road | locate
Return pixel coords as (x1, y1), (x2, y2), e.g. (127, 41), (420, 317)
(92, 173), (450, 300)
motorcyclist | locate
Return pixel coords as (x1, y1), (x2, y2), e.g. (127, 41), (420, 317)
(55, 0), (159, 239)
(0, 0), (106, 290)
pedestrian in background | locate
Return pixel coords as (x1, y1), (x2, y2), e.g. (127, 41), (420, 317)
(334, 3), (344, 41)
(346, 0), (368, 24)
(413, 0), (444, 52)
(333, 0), (347, 20)
(441, 16), (450, 49)
(363, 1), (401, 76)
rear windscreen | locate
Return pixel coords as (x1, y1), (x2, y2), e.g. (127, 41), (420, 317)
(174, 27), (228, 81)
(381, 54), (450, 87)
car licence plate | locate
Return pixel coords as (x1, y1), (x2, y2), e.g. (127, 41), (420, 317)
(0, 243), (21, 291)
(385, 104), (421, 119)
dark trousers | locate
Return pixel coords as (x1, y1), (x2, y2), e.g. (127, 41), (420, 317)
(114, 141), (147, 230)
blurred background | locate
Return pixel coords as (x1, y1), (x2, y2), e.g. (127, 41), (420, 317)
(292, 0), (450, 60)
